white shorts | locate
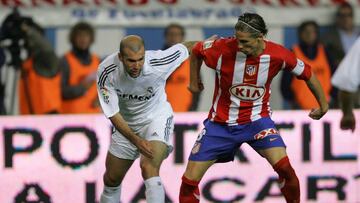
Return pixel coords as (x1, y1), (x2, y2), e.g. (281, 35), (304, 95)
(109, 113), (174, 160)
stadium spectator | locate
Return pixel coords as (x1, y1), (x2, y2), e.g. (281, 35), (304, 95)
(179, 13), (328, 203)
(97, 35), (200, 203)
(60, 22), (101, 114)
(17, 17), (61, 114)
(281, 21), (332, 109)
(331, 36), (360, 132)
(163, 23), (200, 111)
(322, 2), (360, 108)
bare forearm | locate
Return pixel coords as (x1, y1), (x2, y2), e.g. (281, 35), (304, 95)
(339, 90), (354, 116)
(305, 74), (328, 110)
(190, 53), (202, 83)
(110, 113), (140, 145)
(181, 41), (198, 53)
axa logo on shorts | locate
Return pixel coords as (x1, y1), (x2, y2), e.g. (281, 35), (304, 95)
(254, 128), (279, 140)
(229, 84), (265, 101)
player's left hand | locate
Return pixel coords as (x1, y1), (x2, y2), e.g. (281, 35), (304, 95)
(188, 79), (204, 93)
(308, 105), (328, 120)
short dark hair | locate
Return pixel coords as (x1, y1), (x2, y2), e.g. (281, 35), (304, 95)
(336, 1), (354, 17)
(69, 22), (95, 45)
(235, 13), (268, 37)
(297, 20), (319, 38)
(164, 23), (185, 37)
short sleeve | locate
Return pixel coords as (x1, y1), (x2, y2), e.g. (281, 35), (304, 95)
(96, 64), (119, 118)
(192, 39), (222, 69)
(149, 43), (189, 79)
(283, 49), (312, 80)
(192, 41), (204, 58)
(332, 38), (360, 92)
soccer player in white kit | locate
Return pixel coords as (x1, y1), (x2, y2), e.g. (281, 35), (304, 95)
(97, 35), (197, 203)
(332, 36), (360, 132)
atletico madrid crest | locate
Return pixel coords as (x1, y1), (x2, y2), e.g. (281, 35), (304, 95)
(245, 65), (256, 76)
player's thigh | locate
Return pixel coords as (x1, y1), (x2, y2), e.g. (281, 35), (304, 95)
(183, 160), (216, 181)
(105, 152), (134, 181)
(257, 147), (287, 166)
(143, 113), (174, 158)
(140, 140), (168, 169)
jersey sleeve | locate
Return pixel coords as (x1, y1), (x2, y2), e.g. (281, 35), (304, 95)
(332, 38), (360, 92)
(192, 39), (221, 69)
(96, 64), (119, 118)
(149, 43), (189, 79)
(282, 48), (312, 80)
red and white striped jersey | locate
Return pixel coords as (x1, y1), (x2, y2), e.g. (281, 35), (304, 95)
(193, 37), (312, 125)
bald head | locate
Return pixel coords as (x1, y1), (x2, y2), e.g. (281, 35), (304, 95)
(119, 35), (145, 56)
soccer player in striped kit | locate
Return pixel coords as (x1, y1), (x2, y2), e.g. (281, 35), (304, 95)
(179, 13), (329, 203)
(97, 35), (199, 203)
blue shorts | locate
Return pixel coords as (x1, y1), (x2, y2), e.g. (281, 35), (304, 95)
(189, 117), (286, 163)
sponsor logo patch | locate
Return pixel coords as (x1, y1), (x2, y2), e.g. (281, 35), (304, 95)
(229, 84), (265, 101)
(254, 128), (279, 140)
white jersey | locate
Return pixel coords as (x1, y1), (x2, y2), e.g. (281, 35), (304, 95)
(96, 43), (189, 126)
(332, 37), (360, 92)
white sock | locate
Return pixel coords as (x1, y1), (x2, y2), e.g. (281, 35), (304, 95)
(100, 184), (121, 203)
(144, 176), (165, 203)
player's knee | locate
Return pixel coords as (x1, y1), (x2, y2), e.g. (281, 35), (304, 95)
(103, 171), (122, 187)
(183, 171), (201, 182)
(140, 161), (160, 179)
(273, 156), (298, 180)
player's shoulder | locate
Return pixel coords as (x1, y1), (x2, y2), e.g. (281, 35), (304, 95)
(98, 52), (119, 72)
(97, 52), (120, 85)
(266, 40), (287, 51)
(145, 44), (187, 67)
(146, 43), (187, 58)
(201, 37), (237, 52)
(265, 40), (293, 58)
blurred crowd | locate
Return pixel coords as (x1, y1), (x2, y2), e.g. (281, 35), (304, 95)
(0, 2), (359, 116)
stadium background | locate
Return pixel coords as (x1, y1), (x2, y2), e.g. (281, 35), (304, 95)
(0, 0), (360, 202)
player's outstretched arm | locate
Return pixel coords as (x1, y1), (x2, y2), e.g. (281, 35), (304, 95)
(338, 90), (356, 132)
(188, 51), (204, 93)
(181, 41), (199, 53)
(181, 35), (218, 53)
(305, 73), (329, 120)
(109, 113), (154, 159)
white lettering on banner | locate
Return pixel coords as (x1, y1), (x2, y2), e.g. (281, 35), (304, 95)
(0, 111), (359, 202)
(0, 0), (360, 26)
(1, 0), (360, 7)
(0, 4), (360, 27)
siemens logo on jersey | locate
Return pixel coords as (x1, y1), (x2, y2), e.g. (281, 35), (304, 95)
(118, 93), (156, 101)
(229, 84), (265, 101)
(116, 87), (155, 101)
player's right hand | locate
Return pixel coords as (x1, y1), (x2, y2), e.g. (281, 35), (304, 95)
(340, 114), (356, 132)
(135, 138), (154, 159)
